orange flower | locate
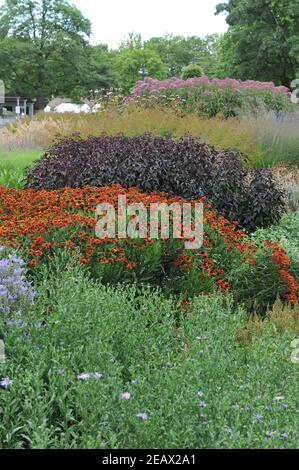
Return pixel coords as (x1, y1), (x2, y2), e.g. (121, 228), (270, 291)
(126, 262), (137, 270)
(0, 184), (296, 306)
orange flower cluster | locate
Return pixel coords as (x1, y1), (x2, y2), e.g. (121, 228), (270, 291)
(265, 241), (298, 306)
(0, 185), (297, 305)
(173, 256), (194, 271)
(0, 185), (195, 272)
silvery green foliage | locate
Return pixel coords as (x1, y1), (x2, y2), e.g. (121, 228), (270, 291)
(0, 246), (35, 316)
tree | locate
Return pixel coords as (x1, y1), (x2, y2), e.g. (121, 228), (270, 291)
(145, 34), (222, 78)
(216, 0), (299, 86)
(114, 34), (168, 93)
(0, 0), (115, 107)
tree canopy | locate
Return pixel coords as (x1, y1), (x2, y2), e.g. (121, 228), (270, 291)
(113, 34), (168, 93)
(145, 34), (222, 78)
(0, 0), (116, 106)
(0, 0), (297, 106)
(216, 0), (299, 86)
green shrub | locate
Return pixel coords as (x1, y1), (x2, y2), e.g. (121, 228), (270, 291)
(181, 64), (204, 80)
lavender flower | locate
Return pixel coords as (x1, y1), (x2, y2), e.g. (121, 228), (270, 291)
(255, 414), (263, 421)
(77, 373), (90, 381)
(136, 413), (148, 421)
(0, 378), (13, 389)
(93, 372), (103, 381)
(0, 247), (35, 317)
(120, 392), (131, 400)
(198, 401), (206, 408)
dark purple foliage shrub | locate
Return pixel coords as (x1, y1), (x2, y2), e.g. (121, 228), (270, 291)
(25, 135), (285, 231)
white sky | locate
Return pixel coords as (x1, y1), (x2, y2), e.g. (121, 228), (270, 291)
(71, 0), (228, 48)
(0, 0), (228, 49)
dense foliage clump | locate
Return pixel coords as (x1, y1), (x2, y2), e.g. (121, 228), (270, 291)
(0, 268), (298, 449)
(26, 135), (285, 231)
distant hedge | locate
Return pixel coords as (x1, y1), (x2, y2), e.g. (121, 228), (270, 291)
(26, 135), (285, 231)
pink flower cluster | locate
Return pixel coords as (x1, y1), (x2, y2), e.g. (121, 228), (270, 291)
(130, 76), (290, 98)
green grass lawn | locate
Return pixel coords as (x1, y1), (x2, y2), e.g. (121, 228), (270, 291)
(0, 149), (42, 188)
